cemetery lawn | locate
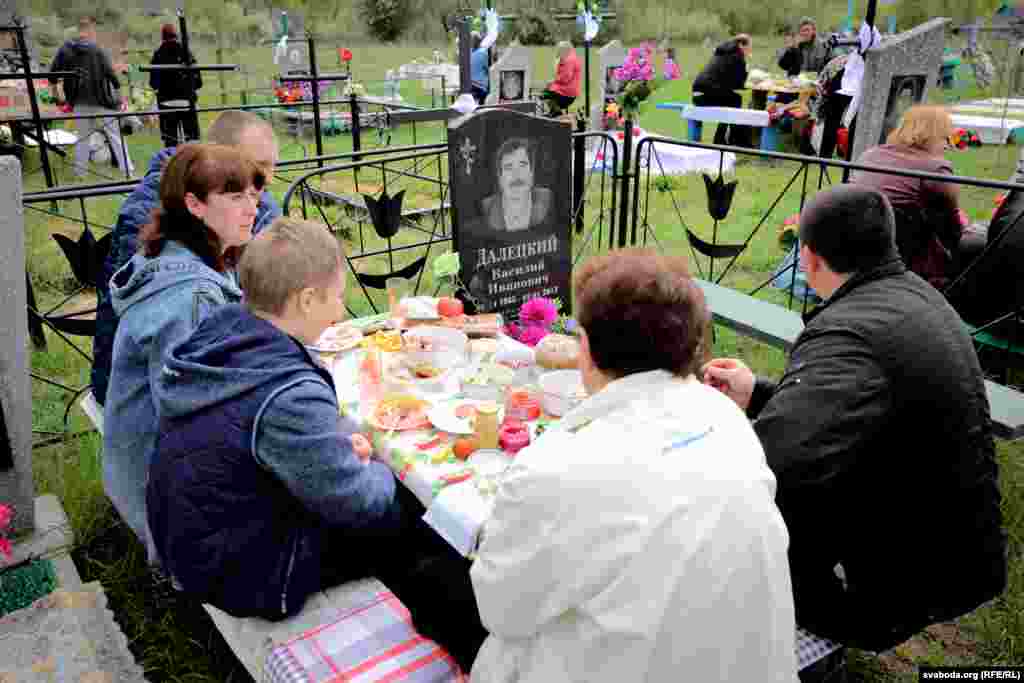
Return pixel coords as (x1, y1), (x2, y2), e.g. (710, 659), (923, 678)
(19, 38), (1024, 680)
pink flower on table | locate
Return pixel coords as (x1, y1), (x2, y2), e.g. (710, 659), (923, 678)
(0, 504), (11, 530)
(0, 536), (10, 559)
(519, 297), (559, 329)
(517, 325), (550, 347)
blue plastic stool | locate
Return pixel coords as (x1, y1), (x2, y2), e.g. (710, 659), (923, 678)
(687, 119), (703, 142)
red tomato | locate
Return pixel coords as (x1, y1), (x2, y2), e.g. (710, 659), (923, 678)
(438, 297), (464, 318)
(454, 437), (479, 460)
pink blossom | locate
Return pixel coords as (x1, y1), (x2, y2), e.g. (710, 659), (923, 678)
(0, 504), (11, 529)
(517, 325), (550, 347)
(519, 297), (559, 328)
(0, 536), (10, 559)
(664, 60), (681, 81)
(504, 322), (521, 340)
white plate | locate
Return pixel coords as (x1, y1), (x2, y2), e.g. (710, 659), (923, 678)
(427, 399), (502, 435)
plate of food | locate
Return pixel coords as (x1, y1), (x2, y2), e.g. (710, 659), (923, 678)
(369, 395), (433, 431)
(427, 399), (498, 435)
(307, 323), (363, 353)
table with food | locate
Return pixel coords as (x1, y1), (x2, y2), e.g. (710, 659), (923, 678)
(281, 296), (844, 680)
(309, 296), (584, 557)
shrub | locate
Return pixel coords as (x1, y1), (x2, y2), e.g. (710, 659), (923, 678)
(515, 10), (555, 46)
(361, 0), (412, 42)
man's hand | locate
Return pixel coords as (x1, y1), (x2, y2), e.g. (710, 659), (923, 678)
(784, 35), (796, 49)
(351, 433), (372, 464)
(701, 358), (756, 411)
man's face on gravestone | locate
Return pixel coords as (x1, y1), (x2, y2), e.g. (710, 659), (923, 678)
(498, 146), (533, 204)
(502, 72), (523, 100)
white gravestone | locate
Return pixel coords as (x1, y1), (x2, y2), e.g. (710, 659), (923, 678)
(485, 43), (532, 105)
(591, 40), (627, 133)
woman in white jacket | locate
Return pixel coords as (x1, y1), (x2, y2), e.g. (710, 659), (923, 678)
(470, 249), (798, 682)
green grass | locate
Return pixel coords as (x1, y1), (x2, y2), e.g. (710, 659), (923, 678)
(21, 35), (1024, 681)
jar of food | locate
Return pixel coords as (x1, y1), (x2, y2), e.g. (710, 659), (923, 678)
(505, 389), (541, 422)
(474, 402), (500, 449)
(499, 420), (531, 455)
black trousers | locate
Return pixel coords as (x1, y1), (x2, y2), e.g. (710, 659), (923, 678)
(321, 483), (488, 674)
(541, 89), (576, 116)
(157, 100), (200, 148)
(818, 94), (854, 160)
(692, 91), (752, 147)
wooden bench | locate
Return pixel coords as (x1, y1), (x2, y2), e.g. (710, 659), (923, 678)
(695, 278), (1024, 440)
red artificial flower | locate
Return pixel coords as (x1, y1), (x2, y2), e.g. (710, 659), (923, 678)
(339, 48), (353, 63)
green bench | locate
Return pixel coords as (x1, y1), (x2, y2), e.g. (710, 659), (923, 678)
(694, 278), (1024, 441)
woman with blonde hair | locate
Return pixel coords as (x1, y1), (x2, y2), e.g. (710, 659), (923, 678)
(540, 40), (581, 117)
(852, 105), (971, 288)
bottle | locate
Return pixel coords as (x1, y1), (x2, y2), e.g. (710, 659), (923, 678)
(474, 402), (500, 449)
(766, 91), (778, 113)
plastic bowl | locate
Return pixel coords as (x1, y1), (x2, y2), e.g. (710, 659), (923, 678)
(538, 369), (586, 417)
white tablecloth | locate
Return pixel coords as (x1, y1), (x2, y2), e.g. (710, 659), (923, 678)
(587, 130), (735, 176)
(328, 328), (842, 673)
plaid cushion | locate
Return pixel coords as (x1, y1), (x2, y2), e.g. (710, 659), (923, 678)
(264, 590), (467, 683)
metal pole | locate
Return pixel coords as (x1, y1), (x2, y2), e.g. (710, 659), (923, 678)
(16, 23), (54, 190)
(179, 11), (199, 141)
(458, 19), (472, 96)
(573, 117), (585, 234)
(584, 0), (592, 124)
(308, 33), (324, 167)
(617, 118), (632, 248)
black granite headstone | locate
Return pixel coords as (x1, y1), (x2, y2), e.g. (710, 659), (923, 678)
(449, 109), (572, 321)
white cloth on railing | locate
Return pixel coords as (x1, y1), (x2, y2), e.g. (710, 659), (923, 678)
(839, 22), (882, 127)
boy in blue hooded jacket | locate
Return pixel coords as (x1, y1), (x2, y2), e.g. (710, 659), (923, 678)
(147, 217), (487, 673)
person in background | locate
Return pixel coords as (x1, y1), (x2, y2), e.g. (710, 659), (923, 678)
(48, 16), (135, 178)
(851, 105), (968, 289)
(103, 144), (263, 563)
(91, 110), (282, 407)
(777, 17), (830, 76)
(471, 248), (798, 682)
(692, 34), (754, 147)
(704, 185), (1005, 683)
(470, 32), (490, 104)
(148, 217), (488, 672)
(150, 22), (202, 148)
(540, 41), (582, 117)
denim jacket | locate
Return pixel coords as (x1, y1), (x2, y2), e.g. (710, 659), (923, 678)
(103, 240), (242, 561)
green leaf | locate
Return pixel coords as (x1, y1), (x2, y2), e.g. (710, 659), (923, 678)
(433, 252), (461, 279)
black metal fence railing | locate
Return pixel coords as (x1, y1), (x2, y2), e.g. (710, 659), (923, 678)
(625, 134), (1024, 381)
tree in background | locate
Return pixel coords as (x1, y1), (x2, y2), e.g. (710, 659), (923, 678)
(361, 0), (412, 42)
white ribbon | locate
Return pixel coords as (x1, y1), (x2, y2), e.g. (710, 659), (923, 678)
(453, 93), (479, 114)
(273, 35), (288, 66)
(481, 9), (500, 50)
(839, 21), (883, 128)
(583, 10), (600, 42)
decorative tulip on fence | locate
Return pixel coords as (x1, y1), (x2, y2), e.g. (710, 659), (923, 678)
(685, 173), (745, 282)
(703, 173), (738, 221)
(363, 190), (407, 272)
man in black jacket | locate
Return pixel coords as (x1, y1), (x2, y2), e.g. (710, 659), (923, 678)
(691, 35), (753, 147)
(705, 185), (1006, 680)
(49, 16), (134, 178)
(150, 23), (202, 147)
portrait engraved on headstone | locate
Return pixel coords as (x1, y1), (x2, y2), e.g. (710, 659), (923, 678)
(485, 43), (531, 106)
(449, 109), (573, 319)
(880, 74), (925, 143)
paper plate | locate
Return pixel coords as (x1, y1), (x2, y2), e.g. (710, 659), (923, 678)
(307, 323), (363, 353)
(368, 395), (433, 431)
(427, 399), (503, 435)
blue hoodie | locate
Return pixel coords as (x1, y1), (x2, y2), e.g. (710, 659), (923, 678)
(147, 304), (403, 619)
(91, 147), (281, 406)
(103, 241), (243, 562)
